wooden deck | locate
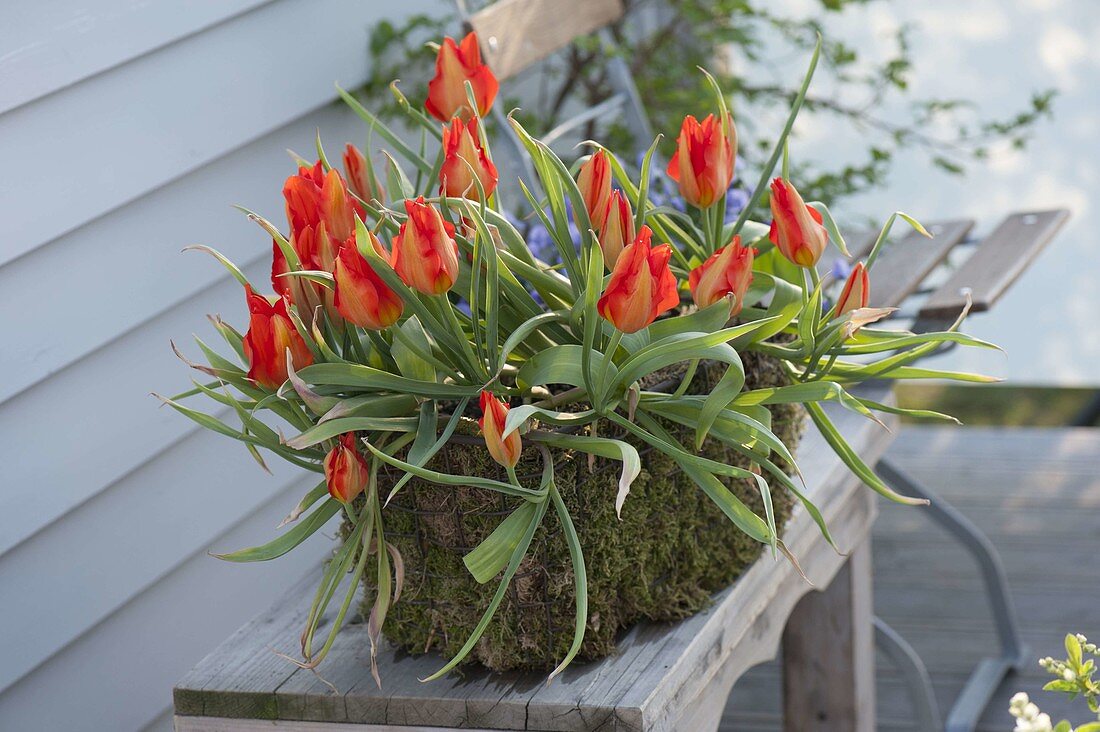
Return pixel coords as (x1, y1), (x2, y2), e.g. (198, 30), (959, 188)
(721, 425), (1100, 731)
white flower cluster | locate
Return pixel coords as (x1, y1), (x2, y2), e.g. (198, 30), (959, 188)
(1040, 634), (1099, 682)
(1010, 692), (1054, 732)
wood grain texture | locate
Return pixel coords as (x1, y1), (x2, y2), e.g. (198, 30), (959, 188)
(782, 541), (875, 732)
(174, 385), (896, 730)
(469, 0), (624, 80)
(720, 425), (1100, 731)
(919, 209), (1070, 320)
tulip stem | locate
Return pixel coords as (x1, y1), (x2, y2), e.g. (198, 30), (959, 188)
(595, 330), (624, 411)
(506, 465), (521, 488)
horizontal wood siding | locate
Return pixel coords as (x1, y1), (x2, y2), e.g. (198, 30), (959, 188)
(0, 0), (438, 729)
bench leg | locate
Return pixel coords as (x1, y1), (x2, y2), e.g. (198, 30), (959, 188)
(782, 539), (876, 732)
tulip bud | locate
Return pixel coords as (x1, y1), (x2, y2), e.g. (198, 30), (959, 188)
(666, 113), (736, 209)
(597, 226), (681, 333)
(324, 433), (370, 503)
(321, 168), (357, 243)
(425, 32), (499, 121)
(342, 143), (385, 204)
(768, 178), (828, 267)
(439, 116), (498, 200)
(688, 235), (755, 316)
(576, 150), (613, 230)
(479, 391), (522, 469)
(597, 190), (635, 269)
(391, 197), (460, 295)
(835, 262), (869, 317)
(242, 285), (314, 390)
(283, 162), (325, 243)
(333, 234), (403, 330)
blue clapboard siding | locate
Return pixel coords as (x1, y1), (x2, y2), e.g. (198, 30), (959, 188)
(0, 0), (439, 729)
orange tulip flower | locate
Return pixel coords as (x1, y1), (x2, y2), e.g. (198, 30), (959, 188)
(597, 189), (635, 270)
(479, 391), (522, 469)
(768, 178), (828, 267)
(688, 235), (755, 316)
(342, 143), (385, 204)
(324, 433), (371, 503)
(242, 285), (313, 390)
(277, 161), (365, 310)
(439, 116), (498, 200)
(666, 113), (736, 209)
(576, 150), (613, 230)
(425, 32), (499, 121)
(391, 197), (460, 295)
(836, 262), (869, 317)
(597, 226), (680, 334)
(333, 233), (403, 330)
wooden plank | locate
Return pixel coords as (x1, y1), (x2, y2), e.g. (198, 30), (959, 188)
(0, 0), (272, 115)
(176, 718), (500, 731)
(782, 540), (875, 732)
(867, 219), (973, 308)
(873, 535), (1096, 589)
(919, 210), (1070, 321)
(875, 498), (1100, 541)
(469, 0), (623, 80)
(175, 570), (332, 720)
(0, 0), (435, 269)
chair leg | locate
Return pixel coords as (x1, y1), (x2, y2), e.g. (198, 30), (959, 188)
(875, 616), (943, 731)
(876, 457), (1029, 732)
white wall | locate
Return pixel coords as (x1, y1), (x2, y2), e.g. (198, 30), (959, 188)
(0, 1), (438, 729)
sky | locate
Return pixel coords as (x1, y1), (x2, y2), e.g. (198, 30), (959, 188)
(745, 0), (1100, 385)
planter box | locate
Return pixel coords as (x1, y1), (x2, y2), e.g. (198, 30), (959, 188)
(173, 383), (895, 732)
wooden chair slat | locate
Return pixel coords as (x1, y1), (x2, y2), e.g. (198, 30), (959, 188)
(919, 209), (1070, 321)
(469, 0), (624, 81)
(869, 219), (974, 309)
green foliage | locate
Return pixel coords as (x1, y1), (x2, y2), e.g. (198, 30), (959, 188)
(167, 34), (995, 683)
(358, 0), (1054, 211)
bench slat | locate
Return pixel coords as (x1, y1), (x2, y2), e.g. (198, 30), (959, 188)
(919, 210), (1069, 321)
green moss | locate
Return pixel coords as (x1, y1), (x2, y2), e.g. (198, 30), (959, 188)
(352, 352), (804, 671)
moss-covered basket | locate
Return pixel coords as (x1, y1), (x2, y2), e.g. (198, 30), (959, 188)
(349, 352), (804, 672)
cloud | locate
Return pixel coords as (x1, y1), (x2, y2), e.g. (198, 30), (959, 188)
(1037, 23), (1093, 88)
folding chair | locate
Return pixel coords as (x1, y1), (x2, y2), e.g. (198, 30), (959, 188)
(836, 209), (1070, 731)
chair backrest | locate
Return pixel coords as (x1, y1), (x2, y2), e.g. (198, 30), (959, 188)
(466, 0), (625, 81)
(454, 0), (654, 208)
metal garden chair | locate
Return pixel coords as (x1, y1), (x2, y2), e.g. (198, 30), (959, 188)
(834, 210), (1069, 731)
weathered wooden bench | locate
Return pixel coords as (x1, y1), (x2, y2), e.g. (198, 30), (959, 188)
(174, 381), (894, 732)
